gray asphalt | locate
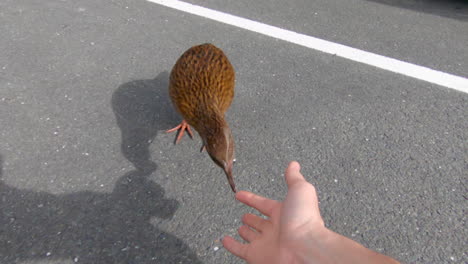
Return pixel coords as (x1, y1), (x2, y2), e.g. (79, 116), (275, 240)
(1, 0), (467, 263)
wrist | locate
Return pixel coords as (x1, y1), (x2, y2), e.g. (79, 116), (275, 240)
(283, 224), (336, 264)
(313, 229), (400, 264)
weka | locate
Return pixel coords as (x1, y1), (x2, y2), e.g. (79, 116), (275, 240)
(166, 43), (236, 192)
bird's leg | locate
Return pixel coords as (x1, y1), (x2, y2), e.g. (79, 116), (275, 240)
(166, 120), (193, 144)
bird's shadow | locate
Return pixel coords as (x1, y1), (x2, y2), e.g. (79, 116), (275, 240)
(112, 71), (180, 172)
(0, 72), (202, 263)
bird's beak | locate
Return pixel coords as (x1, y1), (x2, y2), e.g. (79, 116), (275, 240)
(224, 160), (236, 193)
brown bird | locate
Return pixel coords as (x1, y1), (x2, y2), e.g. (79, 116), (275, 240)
(166, 43), (236, 192)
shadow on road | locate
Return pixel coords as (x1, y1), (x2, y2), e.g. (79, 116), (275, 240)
(0, 72), (201, 263)
(366, 0), (468, 20)
(112, 71), (179, 172)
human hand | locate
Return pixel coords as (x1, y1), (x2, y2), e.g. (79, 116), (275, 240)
(223, 161), (400, 264)
(222, 161), (327, 263)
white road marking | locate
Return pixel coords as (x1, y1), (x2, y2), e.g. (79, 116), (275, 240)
(148, 0), (468, 93)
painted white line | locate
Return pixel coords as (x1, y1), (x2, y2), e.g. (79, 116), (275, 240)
(148, 0), (468, 93)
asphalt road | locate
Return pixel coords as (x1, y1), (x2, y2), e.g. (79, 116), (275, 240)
(1, 0), (467, 263)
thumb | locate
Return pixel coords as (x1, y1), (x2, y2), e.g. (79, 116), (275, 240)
(281, 161), (323, 230)
(285, 161), (306, 188)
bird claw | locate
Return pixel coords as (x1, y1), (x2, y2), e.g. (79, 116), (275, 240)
(166, 120), (193, 144)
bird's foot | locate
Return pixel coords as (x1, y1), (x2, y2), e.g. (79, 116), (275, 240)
(166, 120), (193, 144)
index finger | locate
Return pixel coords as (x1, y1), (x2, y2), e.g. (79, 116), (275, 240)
(236, 191), (280, 217)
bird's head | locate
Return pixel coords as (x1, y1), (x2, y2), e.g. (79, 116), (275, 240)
(203, 125), (236, 192)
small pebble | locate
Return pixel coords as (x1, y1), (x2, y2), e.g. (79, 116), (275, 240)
(213, 246), (219, 251)
(46, 252), (51, 256)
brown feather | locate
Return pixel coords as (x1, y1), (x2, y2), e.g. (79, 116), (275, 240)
(169, 43), (236, 192)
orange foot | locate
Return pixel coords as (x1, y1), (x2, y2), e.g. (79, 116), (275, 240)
(166, 120), (194, 144)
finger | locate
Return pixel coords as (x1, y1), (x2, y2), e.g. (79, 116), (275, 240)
(238, 225), (260, 242)
(236, 191), (280, 217)
(242, 213), (269, 232)
(285, 161), (307, 188)
(222, 236), (248, 259)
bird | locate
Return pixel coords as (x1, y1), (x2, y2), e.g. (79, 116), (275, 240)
(166, 43), (236, 192)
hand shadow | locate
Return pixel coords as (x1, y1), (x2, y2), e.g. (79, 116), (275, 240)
(0, 157), (201, 263)
(0, 72), (202, 263)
